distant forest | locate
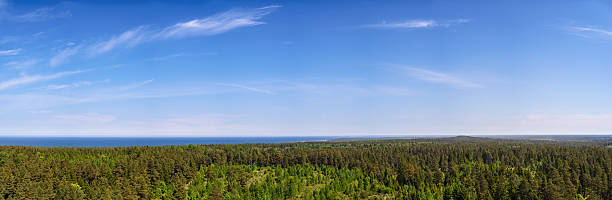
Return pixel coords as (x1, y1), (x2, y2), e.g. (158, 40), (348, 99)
(0, 136), (610, 200)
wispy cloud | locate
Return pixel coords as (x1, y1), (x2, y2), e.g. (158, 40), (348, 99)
(89, 26), (149, 55)
(4, 59), (39, 69)
(223, 80), (414, 98)
(156, 5), (281, 39)
(49, 45), (81, 66)
(0, 36), (17, 44)
(85, 5), (280, 57)
(13, 7), (71, 22)
(0, 48), (20, 56)
(29, 110), (52, 114)
(571, 26), (612, 35)
(220, 83), (275, 94)
(117, 79), (154, 91)
(0, 1), (70, 22)
(0, 70), (84, 90)
(365, 19), (469, 29)
(288, 83), (414, 97)
(398, 66), (481, 88)
(40, 84), (70, 90)
(39, 79), (109, 90)
(368, 19), (437, 28)
(145, 52), (217, 62)
(0, 81), (218, 111)
(45, 5), (279, 66)
(569, 26), (612, 39)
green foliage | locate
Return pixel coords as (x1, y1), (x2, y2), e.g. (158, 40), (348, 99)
(0, 137), (610, 199)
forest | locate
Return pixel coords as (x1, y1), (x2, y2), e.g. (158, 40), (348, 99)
(0, 136), (610, 200)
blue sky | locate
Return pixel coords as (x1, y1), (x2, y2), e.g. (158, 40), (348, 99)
(1, 0), (611, 136)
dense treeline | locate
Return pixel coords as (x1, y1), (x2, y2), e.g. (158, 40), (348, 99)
(0, 137), (610, 199)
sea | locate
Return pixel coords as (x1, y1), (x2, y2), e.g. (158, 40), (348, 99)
(0, 136), (339, 147)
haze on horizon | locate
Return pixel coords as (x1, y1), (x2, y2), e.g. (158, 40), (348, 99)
(1, 0), (611, 136)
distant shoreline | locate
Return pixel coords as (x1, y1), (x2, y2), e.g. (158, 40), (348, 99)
(0, 135), (609, 147)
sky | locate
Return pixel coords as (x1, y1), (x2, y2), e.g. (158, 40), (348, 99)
(1, 0), (611, 136)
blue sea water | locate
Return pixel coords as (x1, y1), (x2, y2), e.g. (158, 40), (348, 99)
(0, 136), (337, 147)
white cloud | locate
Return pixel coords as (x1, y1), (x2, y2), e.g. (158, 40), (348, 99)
(216, 80), (415, 98)
(399, 66), (481, 88)
(54, 113), (116, 123)
(0, 48), (20, 56)
(117, 79), (153, 91)
(13, 7), (71, 22)
(220, 83), (275, 94)
(572, 27), (612, 35)
(40, 84), (70, 90)
(220, 80), (415, 102)
(0, 3), (71, 22)
(365, 19), (469, 29)
(89, 26), (149, 55)
(85, 5), (280, 57)
(39, 79), (107, 91)
(29, 110), (52, 114)
(4, 59), (39, 69)
(146, 52), (217, 61)
(0, 94), (84, 111)
(289, 83), (414, 97)
(72, 80), (99, 87)
(49, 45), (81, 66)
(0, 36), (17, 44)
(0, 70), (84, 90)
(0, 85), (216, 112)
(156, 5), (280, 39)
(371, 20), (437, 28)
(569, 26), (612, 39)
(72, 81), (91, 87)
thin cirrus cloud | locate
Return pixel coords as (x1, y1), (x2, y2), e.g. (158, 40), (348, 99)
(0, 48), (20, 56)
(4, 59), (39, 69)
(0, 70), (84, 91)
(86, 5), (281, 56)
(397, 66), (481, 89)
(0, 81), (219, 111)
(1, 82), (157, 109)
(155, 5), (281, 39)
(12, 7), (71, 22)
(40, 84), (70, 90)
(0, 0), (71, 22)
(48, 5), (280, 66)
(365, 19), (469, 29)
(116, 79), (154, 91)
(219, 83), (275, 94)
(39, 79), (109, 91)
(88, 26), (149, 55)
(49, 45), (81, 66)
(569, 26), (612, 39)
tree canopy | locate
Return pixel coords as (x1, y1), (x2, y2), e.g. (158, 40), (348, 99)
(0, 136), (610, 199)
